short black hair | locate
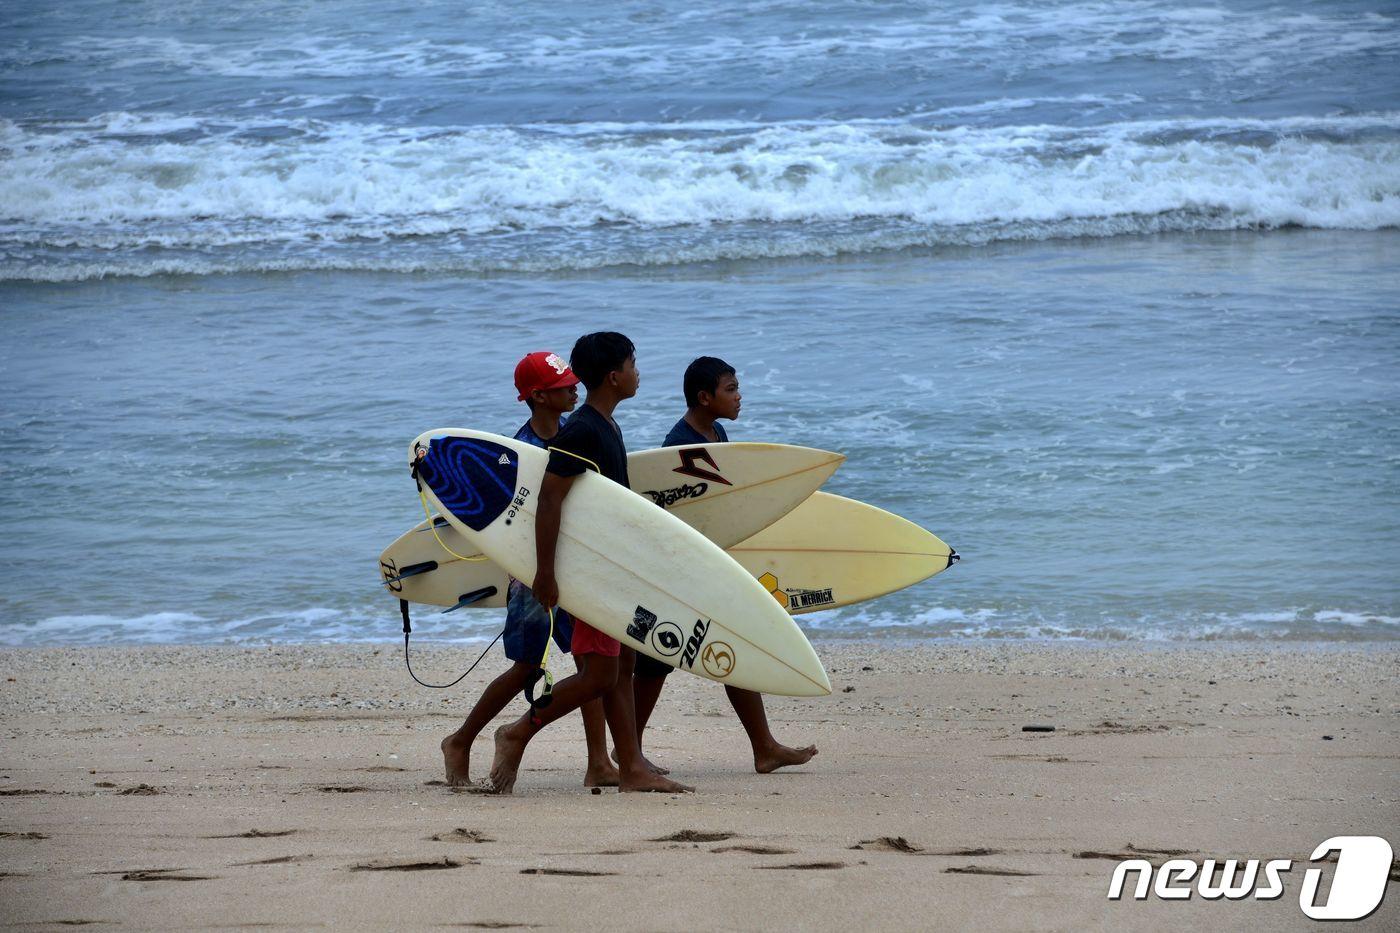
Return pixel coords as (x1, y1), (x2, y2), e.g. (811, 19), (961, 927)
(683, 356), (736, 407)
(570, 332), (635, 390)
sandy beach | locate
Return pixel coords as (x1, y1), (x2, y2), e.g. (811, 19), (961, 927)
(1, 641), (1396, 931)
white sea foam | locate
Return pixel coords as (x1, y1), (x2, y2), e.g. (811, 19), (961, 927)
(2, 607), (502, 646)
(804, 605), (1400, 642)
(8, 604), (1394, 645)
(2, 112), (1397, 280)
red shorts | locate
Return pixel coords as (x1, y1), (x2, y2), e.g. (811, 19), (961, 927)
(569, 619), (620, 657)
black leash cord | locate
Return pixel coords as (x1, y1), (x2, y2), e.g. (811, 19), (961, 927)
(400, 597), (502, 689)
(404, 628), (502, 689)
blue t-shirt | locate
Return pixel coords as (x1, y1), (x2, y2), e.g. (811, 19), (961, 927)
(515, 417), (565, 449)
(507, 417), (571, 629)
(663, 416), (729, 447)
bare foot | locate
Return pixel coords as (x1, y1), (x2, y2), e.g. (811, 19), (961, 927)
(441, 733), (472, 787)
(619, 767), (693, 793)
(488, 723), (529, 794)
(584, 761), (620, 788)
(612, 746), (670, 775)
(754, 743), (818, 774)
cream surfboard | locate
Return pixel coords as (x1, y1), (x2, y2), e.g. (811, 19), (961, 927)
(731, 492), (956, 612)
(409, 429), (832, 697)
(382, 492), (955, 615)
(379, 441), (844, 610)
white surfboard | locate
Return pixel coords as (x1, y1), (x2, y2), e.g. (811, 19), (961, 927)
(382, 492), (955, 616)
(409, 429), (832, 697)
(378, 441), (844, 611)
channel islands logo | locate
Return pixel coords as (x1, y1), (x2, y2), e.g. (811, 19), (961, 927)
(759, 573), (836, 611)
(759, 573), (788, 608)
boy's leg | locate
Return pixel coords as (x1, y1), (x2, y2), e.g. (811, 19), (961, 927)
(441, 661), (537, 785)
(577, 653), (619, 787)
(627, 653), (673, 774)
(607, 647), (692, 793)
(488, 648), (619, 793)
(724, 686), (818, 774)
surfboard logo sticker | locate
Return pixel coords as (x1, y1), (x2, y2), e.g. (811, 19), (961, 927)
(787, 587), (835, 610)
(417, 436), (519, 532)
(651, 622), (684, 657)
(672, 448), (732, 487)
(758, 572), (834, 610)
(679, 618), (712, 670)
(641, 481), (708, 508)
(626, 606), (657, 644)
(701, 641), (735, 678)
(380, 558), (401, 593)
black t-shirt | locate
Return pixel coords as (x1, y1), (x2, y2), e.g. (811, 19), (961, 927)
(546, 403), (629, 486)
(663, 416), (728, 447)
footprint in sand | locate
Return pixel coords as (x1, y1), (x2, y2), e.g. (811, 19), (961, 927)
(98, 868), (216, 882)
(851, 836), (923, 853)
(232, 855), (312, 866)
(944, 865), (1038, 877)
(430, 829), (494, 843)
(712, 845), (796, 855)
(205, 829), (296, 839)
(349, 857), (467, 872)
(0, 832), (48, 840)
(316, 785), (369, 793)
(519, 868), (616, 877)
(118, 785), (162, 796)
(650, 829), (734, 843)
(758, 862), (845, 871)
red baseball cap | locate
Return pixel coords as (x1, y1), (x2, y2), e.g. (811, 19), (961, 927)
(514, 351), (580, 401)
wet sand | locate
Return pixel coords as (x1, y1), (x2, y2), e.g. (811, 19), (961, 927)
(1, 641), (1397, 931)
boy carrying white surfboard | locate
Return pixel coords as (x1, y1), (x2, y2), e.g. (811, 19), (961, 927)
(488, 333), (693, 795)
(439, 351), (619, 789)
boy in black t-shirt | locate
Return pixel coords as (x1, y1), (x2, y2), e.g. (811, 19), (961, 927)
(440, 352), (618, 790)
(632, 356), (818, 774)
(488, 332), (693, 795)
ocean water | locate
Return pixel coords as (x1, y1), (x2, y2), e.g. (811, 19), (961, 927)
(1, 1), (1397, 645)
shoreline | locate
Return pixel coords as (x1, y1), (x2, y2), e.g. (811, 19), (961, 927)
(3, 641), (1396, 930)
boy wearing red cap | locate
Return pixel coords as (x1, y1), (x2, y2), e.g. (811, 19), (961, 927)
(439, 351), (618, 788)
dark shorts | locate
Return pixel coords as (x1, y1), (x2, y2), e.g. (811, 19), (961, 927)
(502, 579), (573, 664)
(633, 651), (673, 679)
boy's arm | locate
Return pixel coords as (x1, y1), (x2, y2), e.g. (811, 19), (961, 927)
(531, 470), (575, 608)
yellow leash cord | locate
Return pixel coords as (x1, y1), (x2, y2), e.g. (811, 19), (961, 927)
(545, 445), (602, 474)
(416, 487), (490, 563)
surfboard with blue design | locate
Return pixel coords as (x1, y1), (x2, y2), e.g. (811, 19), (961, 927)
(408, 428), (831, 697)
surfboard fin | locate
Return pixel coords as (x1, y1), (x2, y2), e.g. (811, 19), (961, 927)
(442, 586), (499, 613)
(946, 549), (960, 568)
(380, 560), (439, 586)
